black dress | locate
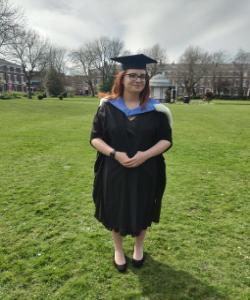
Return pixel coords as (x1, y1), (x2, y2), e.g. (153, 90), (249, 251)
(90, 100), (172, 237)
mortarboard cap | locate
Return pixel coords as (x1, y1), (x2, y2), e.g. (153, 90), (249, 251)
(111, 54), (157, 70)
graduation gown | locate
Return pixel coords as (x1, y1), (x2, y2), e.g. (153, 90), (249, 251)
(89, 97), (173, 237)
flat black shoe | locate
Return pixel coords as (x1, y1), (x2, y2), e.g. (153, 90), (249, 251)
(113, 256), (127, 273)
(132, 254), (145, 268)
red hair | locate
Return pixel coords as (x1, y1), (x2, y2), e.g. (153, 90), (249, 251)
(99, 71), (150, 107)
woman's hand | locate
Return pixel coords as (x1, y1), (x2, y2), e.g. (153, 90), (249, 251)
(122, 151), (149, 168)
(114, 151), (132, 167)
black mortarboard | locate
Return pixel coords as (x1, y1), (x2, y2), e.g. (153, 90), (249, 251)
(111, 54), (157, 70)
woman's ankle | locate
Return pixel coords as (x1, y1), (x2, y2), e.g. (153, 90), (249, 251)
(114, 250), (126, 264)
(114, 249), (124, 254)
(133, 246), (144, 259)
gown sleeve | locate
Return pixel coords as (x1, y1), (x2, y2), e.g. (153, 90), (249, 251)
(89, 104), (106, 145)
(156, 112), (173, 153)
(89, 104), (107, 178)
(152, 112), (173, 222)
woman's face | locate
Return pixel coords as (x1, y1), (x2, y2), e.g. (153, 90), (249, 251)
(122, 69), (147, 94)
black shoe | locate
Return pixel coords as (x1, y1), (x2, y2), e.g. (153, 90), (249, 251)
(113, 256), (127, 273)
(132, 254), (145, 268)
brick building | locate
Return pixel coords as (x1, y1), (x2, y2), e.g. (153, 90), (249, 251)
(155, 63), (250, 98)
(0, 59), (26, 93)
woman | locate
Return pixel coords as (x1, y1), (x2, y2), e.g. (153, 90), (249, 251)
(90, 54), (173, 272)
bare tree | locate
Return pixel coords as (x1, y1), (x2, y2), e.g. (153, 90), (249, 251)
(233, 49), (250, 98)
(71, 37), (124, 96)
(210, 50), (229, 96)
(140, 44), (168, 78)
(71, 44), (96, 96)
(0, 0), (24, 55)
(43, 46), (67, 96)
(46, 46), (67, 73)
(178, 46), (211, 97)
(9, 29), (49, 98)
(92, 36), (124, 84)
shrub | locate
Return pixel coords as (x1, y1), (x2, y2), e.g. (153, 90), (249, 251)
(37, 92), (47, 100)
(58, 91), (67, 100)
(191, 95), (202, 99)
(0, 92), (25, 100)
(46, 68), (64, 97)
(203, 91), (214, 102)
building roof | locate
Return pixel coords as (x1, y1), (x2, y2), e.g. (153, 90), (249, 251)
(150, 73), (172, 87)
(0, 58), (21, 68)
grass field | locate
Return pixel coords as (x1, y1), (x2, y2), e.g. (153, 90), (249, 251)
(0, 98), (249, 300)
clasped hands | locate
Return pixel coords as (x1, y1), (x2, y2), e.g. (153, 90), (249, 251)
(115, 151), (149, 168)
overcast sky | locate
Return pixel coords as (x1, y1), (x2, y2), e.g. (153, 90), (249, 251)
(12, 0), (250, 62)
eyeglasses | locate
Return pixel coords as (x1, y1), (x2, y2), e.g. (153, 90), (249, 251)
(124, 73), (147, 81)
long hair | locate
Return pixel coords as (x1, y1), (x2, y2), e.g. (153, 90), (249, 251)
(108, 71), (150, 106)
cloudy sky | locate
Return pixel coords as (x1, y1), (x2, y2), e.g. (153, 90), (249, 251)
(12, 0), (250, 62)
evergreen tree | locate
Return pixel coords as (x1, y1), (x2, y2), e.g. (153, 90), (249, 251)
(46, 67), (64, 96)
(99, 76), (114, 93)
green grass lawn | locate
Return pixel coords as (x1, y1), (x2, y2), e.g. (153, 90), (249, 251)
(0, 98), (249, 300)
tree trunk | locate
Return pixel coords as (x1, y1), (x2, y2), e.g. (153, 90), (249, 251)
(185, 84), (192, 97)
(192, 86), (196, 96)
(88, 80), (95, 97)
(239, 72), (244, 98)
(27, 77), (32, 99)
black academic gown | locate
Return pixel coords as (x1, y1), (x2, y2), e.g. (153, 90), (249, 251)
(90, 100), (172, 237)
